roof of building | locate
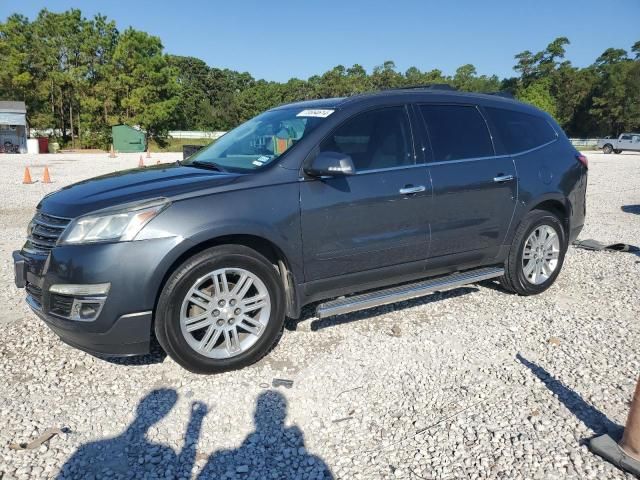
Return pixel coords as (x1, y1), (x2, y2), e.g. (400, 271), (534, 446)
(0, 101), (27, 113)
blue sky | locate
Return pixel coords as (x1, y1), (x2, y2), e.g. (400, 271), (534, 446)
(3, 0), (639, 81)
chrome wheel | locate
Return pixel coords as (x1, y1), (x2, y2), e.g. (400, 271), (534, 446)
(180, 268), (271, 359)
(522, 225), (560, 285)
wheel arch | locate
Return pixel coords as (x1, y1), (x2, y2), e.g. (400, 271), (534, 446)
(505, 195), (571, 248)
(153, 233), (301, 323)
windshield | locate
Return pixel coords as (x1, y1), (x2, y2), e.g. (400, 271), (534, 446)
(186, 107), (334, 172)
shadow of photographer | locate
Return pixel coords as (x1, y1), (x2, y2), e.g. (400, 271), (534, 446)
(57, 388), (332, 479)
(198, 390), (333, 479)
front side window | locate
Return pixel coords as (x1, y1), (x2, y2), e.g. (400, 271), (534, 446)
(319, 107), (413, 172)
(484, 107), (557, 154)
(419, 104), (494, 161)
(621, 135), (632, 140)
(187, 108), (332, 172)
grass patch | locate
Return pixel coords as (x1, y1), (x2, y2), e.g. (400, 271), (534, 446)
(148, 137), (214, 153)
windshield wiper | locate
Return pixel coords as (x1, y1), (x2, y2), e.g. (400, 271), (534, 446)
(189, 161), (226, 172)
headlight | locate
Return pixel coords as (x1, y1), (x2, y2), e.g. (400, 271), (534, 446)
(58, 198), (170, 245)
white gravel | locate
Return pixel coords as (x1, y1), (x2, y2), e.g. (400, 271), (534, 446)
(0, 151), (638, 479)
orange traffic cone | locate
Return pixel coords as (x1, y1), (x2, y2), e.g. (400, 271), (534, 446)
(42, 166), (52, 184)
(146, 147), (151, 159)
(138, 155), (144, 168)
(109, 144), (116, 158)
(23, 167), (33, 184)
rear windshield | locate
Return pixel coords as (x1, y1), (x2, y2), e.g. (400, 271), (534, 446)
(484, 107), (557, 154)
(186, 108), (333, 172)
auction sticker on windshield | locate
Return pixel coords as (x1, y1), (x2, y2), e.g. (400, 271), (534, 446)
(296, 109), (334, 118)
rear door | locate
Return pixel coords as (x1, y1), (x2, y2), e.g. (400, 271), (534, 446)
(418, 103), (517, 258)
(300, 105), (431, 282)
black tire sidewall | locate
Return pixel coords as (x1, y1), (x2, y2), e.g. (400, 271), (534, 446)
(603, 145), (613, 154)
(156, 246), (285, 374)
(510, 212), (566, 295)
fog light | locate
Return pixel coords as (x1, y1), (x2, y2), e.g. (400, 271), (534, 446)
(50, 283), (110, 296)
(70, 298), (105, 322)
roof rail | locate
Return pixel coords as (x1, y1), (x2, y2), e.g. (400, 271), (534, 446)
(384, 84), (457, 91)
(487, 91), (515, 99)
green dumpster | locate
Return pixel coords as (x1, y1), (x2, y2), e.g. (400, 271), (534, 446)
(112, 124), (146, 153)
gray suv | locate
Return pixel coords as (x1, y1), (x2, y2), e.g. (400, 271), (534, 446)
(13, 88), (588, 373)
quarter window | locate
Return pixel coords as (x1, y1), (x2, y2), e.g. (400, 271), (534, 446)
(319, 107), (413, 171)
(484, 107), (557, 154)
(419, 105), (494, 161)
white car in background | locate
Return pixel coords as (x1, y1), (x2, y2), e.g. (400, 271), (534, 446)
(597, 133), (640, 154)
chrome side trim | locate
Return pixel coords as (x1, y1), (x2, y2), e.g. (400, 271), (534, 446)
(119, 311), (153, 319)
(354, 163), (427, 175)
(426, 138), (558, 167)
(316, 266), (504, 319)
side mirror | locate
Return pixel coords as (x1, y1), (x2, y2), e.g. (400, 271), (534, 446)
(305, 151), (356, 177)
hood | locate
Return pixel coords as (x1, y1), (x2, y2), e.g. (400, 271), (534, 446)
(38, 163), (244, 218)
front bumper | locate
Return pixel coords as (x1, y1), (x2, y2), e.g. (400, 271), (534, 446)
(29, 305), (152, 356)
(12, 236), (182, 357)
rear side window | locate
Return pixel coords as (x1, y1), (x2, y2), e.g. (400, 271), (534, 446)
(320, 106), (413, 171)
(419, 105), (494, 161)
(484, 107), (557, 154)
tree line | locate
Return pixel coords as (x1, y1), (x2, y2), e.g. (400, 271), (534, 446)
(1, 9), (638, 148)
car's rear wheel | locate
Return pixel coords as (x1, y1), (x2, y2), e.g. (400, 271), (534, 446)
(602, 144), (613, 154)
(614, 149), (622, 154)
(500, 209), (566, 295)
(155, 245), (285, 373)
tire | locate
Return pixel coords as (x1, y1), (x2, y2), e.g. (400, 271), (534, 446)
(613, 149), (622, 154)
(499, 209), (567, 296)
(155, 245), (285, 374)
(602, 144), (613, 154)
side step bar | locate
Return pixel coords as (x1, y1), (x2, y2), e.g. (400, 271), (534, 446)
(316, 266), (504, 319)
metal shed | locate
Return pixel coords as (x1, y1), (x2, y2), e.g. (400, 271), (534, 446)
(112, 124), (146, 153)
(0, 101), (27, 153)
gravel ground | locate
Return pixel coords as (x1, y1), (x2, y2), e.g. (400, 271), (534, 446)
(0, 151), (638, 480)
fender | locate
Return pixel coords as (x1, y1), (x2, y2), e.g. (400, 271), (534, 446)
(504, 191), (572, 246)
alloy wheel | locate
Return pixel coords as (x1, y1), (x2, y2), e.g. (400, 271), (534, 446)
(522, 225), (560, 285)
(179, 268), (271, 359)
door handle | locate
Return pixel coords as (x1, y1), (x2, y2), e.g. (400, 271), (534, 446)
(399, 185), (426, 195)
(493, 174), (514, 183)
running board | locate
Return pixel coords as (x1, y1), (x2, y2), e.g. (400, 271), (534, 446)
(316, 266), (504, 319)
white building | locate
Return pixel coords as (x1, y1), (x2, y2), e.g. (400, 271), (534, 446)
(0, 101), (27, 153)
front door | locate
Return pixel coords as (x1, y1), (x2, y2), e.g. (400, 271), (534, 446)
(418, 103), (517, 258)
(618, 134), (633, 151)
(300, 106), (431, 281)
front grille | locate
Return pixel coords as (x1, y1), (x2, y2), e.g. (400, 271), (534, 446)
(25, 282), (43, 308)
(23, 211), (71, 255)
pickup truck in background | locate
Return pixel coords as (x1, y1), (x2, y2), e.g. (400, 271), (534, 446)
(597, 133), (640, 154)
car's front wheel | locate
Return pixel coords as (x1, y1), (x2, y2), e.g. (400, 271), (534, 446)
(155, 245), (285, 374)
(500, 209), (566, 295)
(613, 149), (622, 154)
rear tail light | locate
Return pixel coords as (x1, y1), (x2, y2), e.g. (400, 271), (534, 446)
(576, 153), (588, 169)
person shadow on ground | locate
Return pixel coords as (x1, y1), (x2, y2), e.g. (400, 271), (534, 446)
(198, 390), (333, 480)
(57, 388), (208, 479)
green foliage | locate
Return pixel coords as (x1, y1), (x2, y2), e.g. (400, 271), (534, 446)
(517, 79), (558, 118)
(0, 9), (638, 145)
(510, 37), (640, 136)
